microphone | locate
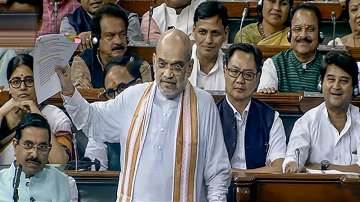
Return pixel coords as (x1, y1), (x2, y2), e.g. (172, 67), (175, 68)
(147, 6), (154, 45)
(331, 11), (336, 48)
(51, 0), (60, 33)
(295, 148), (300, 171)
(13, 163), (22, 202)
(239, 8), (248, 43)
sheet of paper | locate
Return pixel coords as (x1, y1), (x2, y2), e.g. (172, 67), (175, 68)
(306, 168), (359, 175)
(33, 34), (78, 104)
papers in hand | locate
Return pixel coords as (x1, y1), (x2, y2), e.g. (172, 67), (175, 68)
(33, 34), (78, 104)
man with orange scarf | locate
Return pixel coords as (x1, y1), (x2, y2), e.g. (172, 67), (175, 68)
(57, 29), (231, 201)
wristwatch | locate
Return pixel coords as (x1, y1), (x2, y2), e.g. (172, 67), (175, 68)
(320, 160), (330, 170)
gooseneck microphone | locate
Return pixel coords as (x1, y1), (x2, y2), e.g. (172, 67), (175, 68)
(239, 8), (248, 43)
(331, 11), (336, 48)
(13, 164), (22, 202)
(147, 6), (154, 45)
(295, 148), (300, 171)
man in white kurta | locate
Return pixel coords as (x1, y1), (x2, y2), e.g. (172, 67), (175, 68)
(283, 51), (360, 174)
(58, 29), (231, 201)
(188, 1), (229, 91)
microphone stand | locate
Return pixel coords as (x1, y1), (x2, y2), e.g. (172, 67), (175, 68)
(239, 8), (248, 43)
(147, 6), (153, 46)
(13, 164), (22, 202)
(295, 148), (300, 172)
(51, 0), (60, 33)
(331, 11), (336, 48)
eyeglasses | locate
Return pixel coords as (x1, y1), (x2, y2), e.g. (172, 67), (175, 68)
(8, 77), (34, 88)
(103, 78), (140, 99)
(291, 25), (316, 34)
(226, 68), (257, 81)
(156, 60), (187, 74)
(17, 141), (51, 153)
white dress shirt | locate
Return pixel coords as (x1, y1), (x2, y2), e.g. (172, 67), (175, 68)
(225, 97), (286, 169)
(188, 44), (225, 91)
(283, 102), (360, 171)
(63, 83), (231, 201)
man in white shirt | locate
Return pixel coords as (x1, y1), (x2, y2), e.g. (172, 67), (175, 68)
(218, 43), (286, 173)
(284, 51), (360, 174)
(56, 29), (231, 201)
(140, 0), (204, 41)
(217, 43), (286, 201)
(189, 1), (229, 91)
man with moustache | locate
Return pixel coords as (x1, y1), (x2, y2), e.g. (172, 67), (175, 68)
(70, 3), (151, 88)
(0, 113), (77, 202)
(258, 4), (323, 93)
(283, 51), (360, 174)
(140, 0), (204, 41)
(60, 0), (142, 51)
(188, 1), (228, 91)
(56, 29), (231, 201)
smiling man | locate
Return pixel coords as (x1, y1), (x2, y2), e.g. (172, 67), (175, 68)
(0, 113), (77, 202)
(284, 51), (360, 174)
(258, 4), (323, 93)
(188, 1), (228, 91)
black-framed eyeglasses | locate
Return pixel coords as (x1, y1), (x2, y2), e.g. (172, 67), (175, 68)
(8, 77), (34, 88)
(103, 78), (140, 99)
(226, 68), (257, 81)
(17, 141), (52, 153)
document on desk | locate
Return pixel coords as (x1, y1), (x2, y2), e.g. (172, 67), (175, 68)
(33, 34), (78, 104)
(306, 168), (359, 175)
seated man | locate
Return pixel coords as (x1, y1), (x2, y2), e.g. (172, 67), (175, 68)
(70, 3), (151, 89)
(39, 0), (80, 35)
(218, 43), (286, 173)
(140, 0), (204, 41)
(188, 1), (228, 91)
(258, 4), (323, 93)
(0, 113), (78, 201)
(60, 1), (142, 51)
(85, 55), (144, 170)
(284, 51), (360, 174)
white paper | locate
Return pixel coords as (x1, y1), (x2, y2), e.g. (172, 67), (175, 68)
(306, 168), (359, 175)
(33, 34), (78, 104)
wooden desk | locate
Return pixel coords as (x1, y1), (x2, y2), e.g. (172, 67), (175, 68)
(232, 172), (360, 202)
(64, 170), (360, 202)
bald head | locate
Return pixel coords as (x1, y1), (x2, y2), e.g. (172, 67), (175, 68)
(156, 29), (192, 60)
(153, 29), (194, 99)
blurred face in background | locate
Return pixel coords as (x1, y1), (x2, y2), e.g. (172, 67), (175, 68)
(81, 0), (105, 15)
(348, 0), (360, 34)
(8, 65), (36, 103)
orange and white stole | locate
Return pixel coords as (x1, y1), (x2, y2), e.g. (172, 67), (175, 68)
(117, 82), (199, 202)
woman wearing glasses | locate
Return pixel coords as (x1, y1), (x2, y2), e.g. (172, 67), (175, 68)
(0, 54), (73, 165)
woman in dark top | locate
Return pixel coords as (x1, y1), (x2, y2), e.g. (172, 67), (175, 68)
(0, 54), (73, 164)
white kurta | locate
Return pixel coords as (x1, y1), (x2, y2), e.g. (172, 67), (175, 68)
(188, 44), (225, 91)
(225, 97), (286, 169)
(283, 102), (360, 171)
(63, 82), (231, 201)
